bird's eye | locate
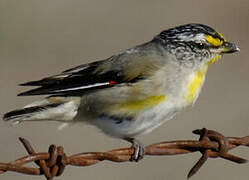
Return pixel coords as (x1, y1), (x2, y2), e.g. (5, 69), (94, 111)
(195, 42), (205, 49)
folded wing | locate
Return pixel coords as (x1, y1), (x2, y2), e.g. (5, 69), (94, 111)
(18, 56), (144, 96)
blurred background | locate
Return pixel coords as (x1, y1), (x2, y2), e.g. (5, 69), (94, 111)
(0, 0), (248, 179)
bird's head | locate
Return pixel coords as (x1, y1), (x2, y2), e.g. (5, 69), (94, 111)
(155, 23), (239, 68)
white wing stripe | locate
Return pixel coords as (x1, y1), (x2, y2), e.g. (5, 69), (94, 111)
(53, 82), (110, 92)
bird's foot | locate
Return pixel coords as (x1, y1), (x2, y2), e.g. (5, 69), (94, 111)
(125, 138), (145, 162)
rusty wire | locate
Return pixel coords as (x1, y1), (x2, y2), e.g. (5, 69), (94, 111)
(0, 128), (248, 179)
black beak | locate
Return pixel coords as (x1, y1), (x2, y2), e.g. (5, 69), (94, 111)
(221, 42), (240, 54)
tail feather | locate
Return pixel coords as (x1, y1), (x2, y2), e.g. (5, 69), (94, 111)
(3, 104), (61, 122)
(3, 98), (81, 124)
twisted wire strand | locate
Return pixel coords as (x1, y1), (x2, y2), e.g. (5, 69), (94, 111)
(0, 128), (248, 180)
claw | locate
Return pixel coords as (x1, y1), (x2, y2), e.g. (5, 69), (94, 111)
(125, 138), (145, 162)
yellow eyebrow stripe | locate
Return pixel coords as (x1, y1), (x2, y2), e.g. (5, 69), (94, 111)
(217, 31), (226, 41)
(116, 95), (167, 111)
(205, 35), (223, 46)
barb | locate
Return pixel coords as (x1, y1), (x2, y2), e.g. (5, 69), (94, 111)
(0, 128), (248, 179)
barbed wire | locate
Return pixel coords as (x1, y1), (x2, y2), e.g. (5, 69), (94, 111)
(0, 128), (248, 180)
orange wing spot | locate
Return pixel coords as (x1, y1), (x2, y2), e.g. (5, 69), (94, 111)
(109, 80), (116, 85)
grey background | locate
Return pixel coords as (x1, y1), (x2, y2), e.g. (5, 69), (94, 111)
(0, 0), (249, 180)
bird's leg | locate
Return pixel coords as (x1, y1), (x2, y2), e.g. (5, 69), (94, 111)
(124, 137), (145, 162)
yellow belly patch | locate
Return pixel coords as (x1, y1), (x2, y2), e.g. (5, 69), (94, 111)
(116, 95), (167, 112)
(185, 70), (206, 103)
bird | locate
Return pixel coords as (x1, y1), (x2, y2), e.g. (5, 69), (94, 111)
(3, 23), (239, 161)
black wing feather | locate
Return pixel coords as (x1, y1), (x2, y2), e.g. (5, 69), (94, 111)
(18, 60), (142, 96)
(19, 61), (103, 87)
